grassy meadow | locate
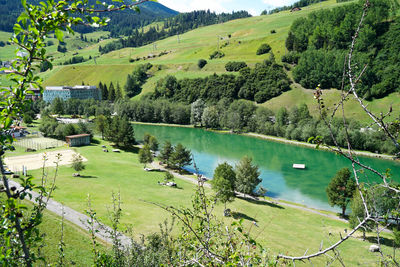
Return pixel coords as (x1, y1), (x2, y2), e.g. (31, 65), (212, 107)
(262, 83), (400, 123)
(20, 138), (395, 266)
(35, 0), (358, 95)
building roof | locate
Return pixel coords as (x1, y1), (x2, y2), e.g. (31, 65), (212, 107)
(45, 86), (97, 91)
(65, 134), (91, 139)
(11, 126), (27, 130)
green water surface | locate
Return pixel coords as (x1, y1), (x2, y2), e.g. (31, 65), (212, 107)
(133, 124), (400, 211)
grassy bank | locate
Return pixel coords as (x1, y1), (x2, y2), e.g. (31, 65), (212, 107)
(20, 138), (394, 265)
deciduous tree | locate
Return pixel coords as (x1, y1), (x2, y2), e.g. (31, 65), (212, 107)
(326, 167), (356, 216)
(139, 145), (153, 168)
(71, 153), (85, 175)
(212, 162), (236, 212)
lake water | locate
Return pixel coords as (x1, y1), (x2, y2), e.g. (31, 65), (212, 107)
(133, 124), (400, 211)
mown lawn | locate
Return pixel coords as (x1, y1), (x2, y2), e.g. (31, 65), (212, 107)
(23, 137), (395, 266)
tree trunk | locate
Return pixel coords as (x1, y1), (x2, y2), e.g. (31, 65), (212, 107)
(342, 206), (346, 217)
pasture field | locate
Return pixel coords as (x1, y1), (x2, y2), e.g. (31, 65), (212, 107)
(262, 84), (400, 123)
(36, 1), (360, 100)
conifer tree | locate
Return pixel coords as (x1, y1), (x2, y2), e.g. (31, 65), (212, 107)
(108, 82), (116, 102)
(160, 141), (174, 167)
(115, 82), (122, 100)
(234, 156), (261, 196)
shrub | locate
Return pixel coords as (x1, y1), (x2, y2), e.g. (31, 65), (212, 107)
(209, 51), (225, 59)
(198, 59), (207, 69)
(225, 61), (247, 72)
(281, 51), (300, 64)
(256, 43), (271, 55)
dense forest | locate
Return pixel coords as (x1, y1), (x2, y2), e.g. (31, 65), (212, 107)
(261, 0), (328, 15)
(283, 0), (400, 99)
(0, 0), (177, 35)
(99, 10), (251, 54)
(146, 58), (290, 104)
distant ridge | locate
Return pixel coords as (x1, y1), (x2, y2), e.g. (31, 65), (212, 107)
(0, 0), (179, 36)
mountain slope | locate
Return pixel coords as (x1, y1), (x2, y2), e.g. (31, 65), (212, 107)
(0, 0), (178, 36)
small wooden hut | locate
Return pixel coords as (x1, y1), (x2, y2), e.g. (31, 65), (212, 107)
(65, 134), (91, 147)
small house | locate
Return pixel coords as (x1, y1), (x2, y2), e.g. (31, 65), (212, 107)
(65, 134), (91, 147)
(290, 7), (302, 12)
(10, 126), (28, 138)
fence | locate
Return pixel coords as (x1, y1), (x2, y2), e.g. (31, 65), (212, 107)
(14, 136), (67, 151)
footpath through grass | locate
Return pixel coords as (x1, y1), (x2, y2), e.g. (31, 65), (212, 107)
(24, 138), (394, 266)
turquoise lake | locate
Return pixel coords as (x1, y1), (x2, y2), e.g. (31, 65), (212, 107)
(133, 124), (400, 211)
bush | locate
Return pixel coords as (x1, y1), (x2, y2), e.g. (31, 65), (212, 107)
(209, 51), (225, 59)
(254, 91), (269, 103)
(198, 59), (207, 69)
(256, 43), (271, 55)
(281, 51), (300, 64)
(225, 61), (247, 72)
(270, 29), (276, 34)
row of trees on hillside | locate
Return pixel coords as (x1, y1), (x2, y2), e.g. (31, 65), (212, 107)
(284, 0), (399, 99)
(261, 0), (328, 15)
(47, 98), (112, 117)
(115, 98), (398, 155)
(97, 63), (152, 101)
(99, 10), (251, 54)
(150, 58), (290, 104)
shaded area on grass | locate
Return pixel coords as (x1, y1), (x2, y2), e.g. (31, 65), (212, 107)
(237, 196), (285, 210)
(232, 211), (258, 222)
(365, 236), (397, 248)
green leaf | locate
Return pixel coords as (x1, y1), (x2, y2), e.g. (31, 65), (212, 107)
(54, 29), (63, 42)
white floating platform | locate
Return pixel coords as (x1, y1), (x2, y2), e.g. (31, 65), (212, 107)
(293, 164), (306, 169)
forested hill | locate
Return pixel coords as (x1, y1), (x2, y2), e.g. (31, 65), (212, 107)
(282, 0), (400, 99)
(99, 10), (252, 54)
(0, 0), (178, 36)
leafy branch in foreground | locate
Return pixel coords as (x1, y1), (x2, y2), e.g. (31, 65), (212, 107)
(0, 1), (149, 265)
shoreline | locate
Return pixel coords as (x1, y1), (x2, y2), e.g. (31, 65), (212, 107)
(149, 161), (347, 223)
(132, 121), (397, 161)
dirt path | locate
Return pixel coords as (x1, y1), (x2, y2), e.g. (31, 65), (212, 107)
(7, 179), (131, 247)
(150, 161), (348, 223)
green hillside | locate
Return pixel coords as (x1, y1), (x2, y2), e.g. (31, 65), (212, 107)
(37, 0), (355, 88)
(3, 0), (397, 123)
